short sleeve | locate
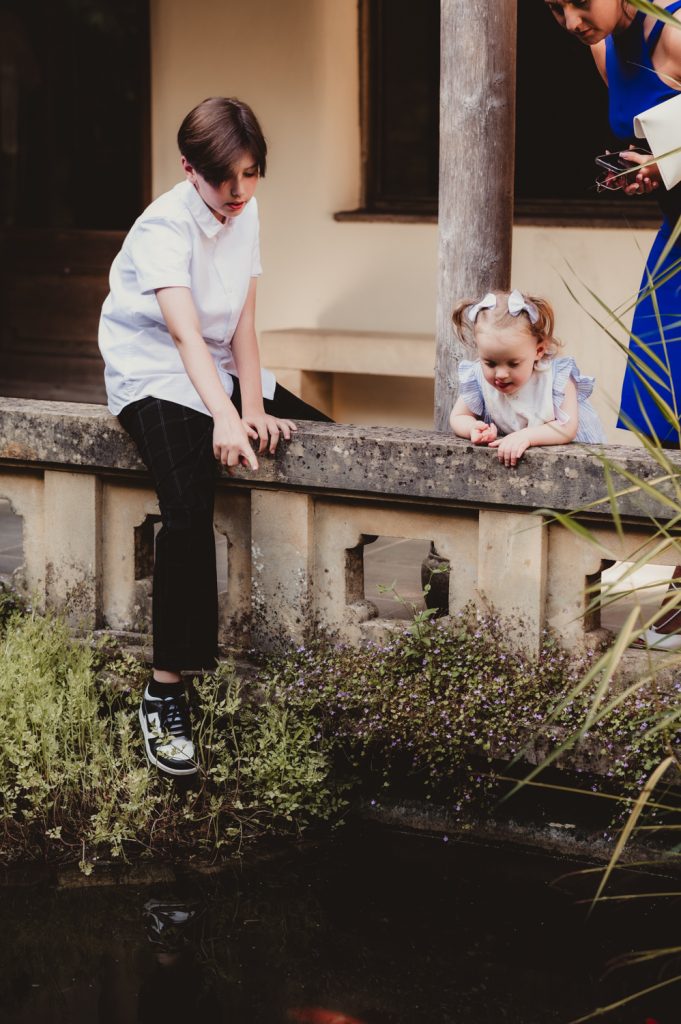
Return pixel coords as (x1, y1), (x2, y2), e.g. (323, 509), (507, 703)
(457, 359), (484, 417)
(127, 218), (192, 295)
(251, 227), (262, 277)
(552, 356), (595, 423)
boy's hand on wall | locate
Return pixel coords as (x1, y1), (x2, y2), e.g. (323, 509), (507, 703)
(213, 414), (259, 474)
(242, 413), (297, 455)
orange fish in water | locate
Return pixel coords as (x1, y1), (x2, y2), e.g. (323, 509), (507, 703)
(287, 1009), (367, 1024)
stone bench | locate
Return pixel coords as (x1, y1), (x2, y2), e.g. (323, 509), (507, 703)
(260, 328), (435, 426)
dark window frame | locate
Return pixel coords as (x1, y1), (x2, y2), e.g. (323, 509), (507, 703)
(338, 0), (659, 227)
(0, 0), (151, 231)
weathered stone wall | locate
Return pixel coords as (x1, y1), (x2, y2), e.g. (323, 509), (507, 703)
(1, 397), (679, 656)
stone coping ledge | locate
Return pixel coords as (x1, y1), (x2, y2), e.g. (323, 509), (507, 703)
(1, 397), (679, 520)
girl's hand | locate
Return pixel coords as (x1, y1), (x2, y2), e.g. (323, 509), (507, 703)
(470, 420), (498, 445)
(213, 413), (259, 474)
(489, 429), (531, 467)
(241, 413), (297, 455)
(619, 148), (661, 195)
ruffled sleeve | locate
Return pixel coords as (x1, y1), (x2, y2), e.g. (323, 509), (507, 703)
(551, 356), (605, 443)
(457, 360), (484, 417)
(552, 357), (594, 422)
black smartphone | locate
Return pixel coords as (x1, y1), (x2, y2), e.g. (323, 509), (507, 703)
(595, 148), (649, 174)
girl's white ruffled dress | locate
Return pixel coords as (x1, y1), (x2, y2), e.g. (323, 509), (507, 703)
(457, 356), (605, 443)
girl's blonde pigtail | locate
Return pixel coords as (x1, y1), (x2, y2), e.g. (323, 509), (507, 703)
(451, 299), (478, 352)
(527, 294), (563, 354)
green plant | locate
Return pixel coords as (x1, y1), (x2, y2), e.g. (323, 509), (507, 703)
(0, 609), (345, 866)
(4, 592), (675, 869)
(254, 608), (681, 818)
(0, 581), (26, 632)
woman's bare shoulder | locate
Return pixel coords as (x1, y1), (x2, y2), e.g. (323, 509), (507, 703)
(655, 4), (681, 82)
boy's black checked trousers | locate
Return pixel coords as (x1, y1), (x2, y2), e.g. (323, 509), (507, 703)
(119, 380), (331, 671)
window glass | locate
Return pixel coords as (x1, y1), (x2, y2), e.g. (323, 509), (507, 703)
(366, 0), (440, 212)
(0, 0), (149, 230)
(361, 0), (656, 218)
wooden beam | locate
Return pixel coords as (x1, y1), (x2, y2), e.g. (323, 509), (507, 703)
(435, 0), (518, 431)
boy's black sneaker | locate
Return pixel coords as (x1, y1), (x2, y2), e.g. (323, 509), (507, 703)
(139, 685), (198, 776)
(143, 899), (198, 951)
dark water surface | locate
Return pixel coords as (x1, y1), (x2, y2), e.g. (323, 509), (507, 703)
(1, 825), (679, 1024)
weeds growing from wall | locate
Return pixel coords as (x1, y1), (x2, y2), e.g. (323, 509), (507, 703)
(256, 613), (681, 811)
(2, 583), (679, 868)
(0, 597), (344, 867)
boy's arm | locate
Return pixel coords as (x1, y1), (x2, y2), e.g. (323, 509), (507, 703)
(230, 278), (264, 416)
(230, 278), (296, 453)
(155, 286), (258, 470)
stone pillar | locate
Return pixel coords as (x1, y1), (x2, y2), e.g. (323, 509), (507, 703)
(477, 509), (547, 655)
(214, 489), (252, 647)
(435, 0), (517, 430)
(250, 489), (314, 649)
(101, 481), (159, 633)
(314, 503), (377, 644)
(546, 523), (609, 649)
(44, 470), (102, 627)
(430, 516), (479, 616)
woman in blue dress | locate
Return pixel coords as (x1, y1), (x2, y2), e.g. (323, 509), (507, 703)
(547, 0), (681, 646)
(546, 0), (681, 435)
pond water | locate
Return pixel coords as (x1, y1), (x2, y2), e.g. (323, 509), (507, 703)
(1, 824), (678, 1024)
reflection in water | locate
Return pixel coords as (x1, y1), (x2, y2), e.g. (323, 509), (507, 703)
(138, 899), (222, 1020)
(143, 897), (200, 951)
(0, 825), (679, 1023)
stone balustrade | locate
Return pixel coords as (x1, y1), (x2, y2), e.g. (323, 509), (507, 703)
(1, 396), (679, 657)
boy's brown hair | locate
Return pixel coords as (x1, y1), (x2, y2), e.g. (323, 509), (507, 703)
(177, 97), (267, 186)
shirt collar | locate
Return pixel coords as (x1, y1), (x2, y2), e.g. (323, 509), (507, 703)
(181, 179), (227, 238)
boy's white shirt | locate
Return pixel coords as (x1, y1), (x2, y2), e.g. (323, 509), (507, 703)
(634, 91), (681, 191)
(99, 180), (275, 417)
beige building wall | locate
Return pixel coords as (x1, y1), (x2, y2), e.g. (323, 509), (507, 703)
(151, 0), (655, 443)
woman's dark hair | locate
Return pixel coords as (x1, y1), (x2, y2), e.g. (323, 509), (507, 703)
(177, 97), (267, 185)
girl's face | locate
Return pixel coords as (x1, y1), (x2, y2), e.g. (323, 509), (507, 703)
(476, 325), (545, 395)
(544, 0), (633, 45)
(182, 151), (259, 222)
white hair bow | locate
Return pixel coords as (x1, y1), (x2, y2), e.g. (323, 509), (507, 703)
(466, 289), (539, 325)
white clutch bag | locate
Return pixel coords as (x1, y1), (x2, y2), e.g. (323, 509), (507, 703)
(634, 91), (681, 191)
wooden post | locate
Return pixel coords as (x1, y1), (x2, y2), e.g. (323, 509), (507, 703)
(435, 0), (518, 431)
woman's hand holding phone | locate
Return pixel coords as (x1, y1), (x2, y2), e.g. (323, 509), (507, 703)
(595, 146), (660, 194)
(619, 147), (661, 195)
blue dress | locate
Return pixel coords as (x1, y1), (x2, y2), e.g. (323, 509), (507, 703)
(609, 3), (681, 441)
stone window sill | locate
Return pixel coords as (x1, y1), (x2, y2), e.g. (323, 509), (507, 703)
(334, 199), (661, 229)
